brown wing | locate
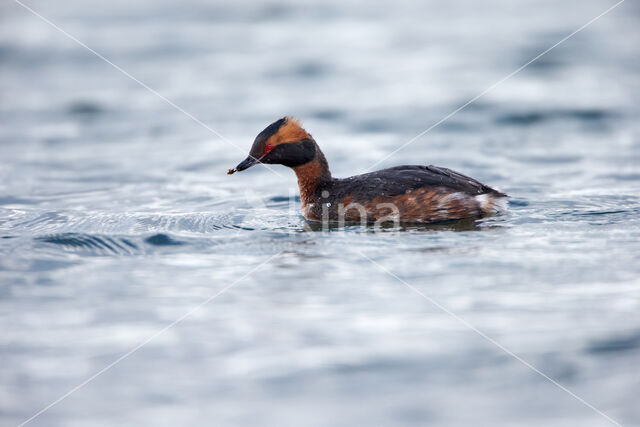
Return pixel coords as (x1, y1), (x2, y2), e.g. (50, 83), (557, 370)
(421, 165), (506, 196)
(333, 165), (505, 200)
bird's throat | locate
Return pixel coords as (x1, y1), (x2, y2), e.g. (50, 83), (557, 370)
(292, 159), (327, 206)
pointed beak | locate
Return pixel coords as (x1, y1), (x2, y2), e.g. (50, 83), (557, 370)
(227, 155), (259, 175)
(235, 155), (259, 172)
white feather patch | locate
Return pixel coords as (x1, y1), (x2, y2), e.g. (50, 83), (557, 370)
(475, 194), (508, 214)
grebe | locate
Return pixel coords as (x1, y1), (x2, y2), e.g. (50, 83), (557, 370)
(228, 117), (507, 224)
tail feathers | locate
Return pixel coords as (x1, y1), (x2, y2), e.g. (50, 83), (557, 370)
(475, 193), (509, 215)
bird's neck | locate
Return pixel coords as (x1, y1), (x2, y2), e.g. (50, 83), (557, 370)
(291, 143), (332, 206)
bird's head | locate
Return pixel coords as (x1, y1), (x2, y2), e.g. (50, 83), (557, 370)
(228, 117), (317, 174)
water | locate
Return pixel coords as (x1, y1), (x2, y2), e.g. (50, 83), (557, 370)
(1, 0), (640, 425)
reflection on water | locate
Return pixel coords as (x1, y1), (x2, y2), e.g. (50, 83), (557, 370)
(1, 0), (640, 426)
(302, 217), (485, 232)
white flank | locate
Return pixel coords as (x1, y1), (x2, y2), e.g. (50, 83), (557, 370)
(475, 194), (509, 214)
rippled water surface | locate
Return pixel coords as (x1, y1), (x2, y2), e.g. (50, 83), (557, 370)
(1, 0), (640, 425)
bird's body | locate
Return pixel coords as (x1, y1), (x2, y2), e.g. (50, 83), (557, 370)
(298, 165), (506, 223)
(229, 117), (507, 224)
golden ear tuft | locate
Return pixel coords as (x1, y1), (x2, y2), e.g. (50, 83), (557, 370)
(271, 116), (310, 144)
(284, 116), (303, 127)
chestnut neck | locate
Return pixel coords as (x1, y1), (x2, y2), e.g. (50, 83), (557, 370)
(291, 143), (332, 205)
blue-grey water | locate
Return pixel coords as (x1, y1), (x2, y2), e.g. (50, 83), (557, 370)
(1, 0), (640, 426)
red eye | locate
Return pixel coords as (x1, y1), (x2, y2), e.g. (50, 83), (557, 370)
(265, 144), (274, 152)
